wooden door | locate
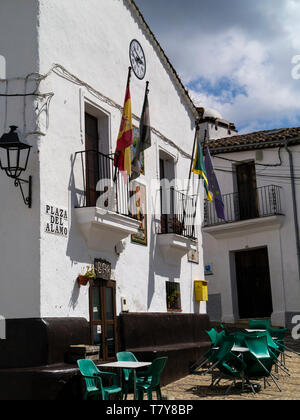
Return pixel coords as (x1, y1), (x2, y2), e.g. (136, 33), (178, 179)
(235, 248), (273, 319)
(159, 157), (175, 233)
(236, 162), (259, 220)
(89, 279), (118, 361)
(85, 113), (99, 207)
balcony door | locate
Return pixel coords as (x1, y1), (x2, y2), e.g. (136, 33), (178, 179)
(159, 154), (176, 233)
(89, 279), (118, 361)
(85, 113), (99, 207)
(236, 161), (259, 220)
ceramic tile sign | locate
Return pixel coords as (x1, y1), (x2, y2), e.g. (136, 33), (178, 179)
(45, 205), (68, 237)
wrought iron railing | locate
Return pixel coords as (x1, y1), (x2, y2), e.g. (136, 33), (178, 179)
(74, 150), (134, 218)
(157, 187), (197, 239)
(204, 185), (284, 227)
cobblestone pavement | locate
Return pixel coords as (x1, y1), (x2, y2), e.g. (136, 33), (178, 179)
(161, 335), (300, 400)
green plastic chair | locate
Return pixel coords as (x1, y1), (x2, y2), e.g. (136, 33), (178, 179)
(212, 352), (247, 395)
(206, 328), (218, 346)
(202, 335), (235, 376)
(219, 324), (230, 336)
(77, 359), (122, 400)
(248, 319), (271, 330)
(136, 357), (168, 400)
(244, 334), (281, 392)
(116, 351), (150, 400)
(190, 328), (224, 373)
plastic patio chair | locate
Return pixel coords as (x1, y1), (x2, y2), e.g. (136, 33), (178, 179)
(116, 351), (150, 400)
(219, 324), (230, 336)
(267, 327), (289, 366)
(77, 359), (122, 400)
(244, 334), (282, 393)
(237, 330), (289, 376)
(268, 327), (300, 358)
(190, 329), (225, 373)
(248, 319), (271, 330)
(136, 357), (168, 400)
(211, 351), (248, 395)
(201, 335), (235, 377)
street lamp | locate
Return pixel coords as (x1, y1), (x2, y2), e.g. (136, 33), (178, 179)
(0, 126), (32, 208)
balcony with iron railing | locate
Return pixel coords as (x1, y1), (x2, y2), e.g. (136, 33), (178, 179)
(73, 150), (140, 253)
(156, 187), (198, 265)
(203, 185), (284, 230)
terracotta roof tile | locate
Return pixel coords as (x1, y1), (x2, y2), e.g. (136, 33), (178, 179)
(209, 127), (300, 154)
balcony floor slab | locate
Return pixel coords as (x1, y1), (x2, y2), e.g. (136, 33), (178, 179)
(203, 215), (284, 239)
(75, 207), (140, 252)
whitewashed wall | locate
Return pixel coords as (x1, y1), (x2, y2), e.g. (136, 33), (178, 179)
(203, 146), (300, 326)
(0, 0), (41, 319)
(34, 0), (205, 318)
(199, 121), (237, 142)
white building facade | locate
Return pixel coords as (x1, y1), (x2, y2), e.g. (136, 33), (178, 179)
(0, 1), (209, 395)
(202, 126), (300, 328)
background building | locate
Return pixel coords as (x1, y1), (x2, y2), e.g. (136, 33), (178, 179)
(202, 124), (300, 329)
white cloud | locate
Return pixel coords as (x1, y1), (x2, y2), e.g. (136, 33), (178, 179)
(135, 0), (300, 133)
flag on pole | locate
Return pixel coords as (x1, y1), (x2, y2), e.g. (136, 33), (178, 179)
(114, 73), (133, 179)
(204, 146), (226, 221)
(192, 137), (213, 202)
(131, 82), (151, 181)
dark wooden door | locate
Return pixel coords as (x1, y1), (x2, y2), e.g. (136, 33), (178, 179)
(85, 113), (99, 207)
(235, 248), (273, 319)
(159, 158), (175, 233)
(89, 279), (118, 361)
(236, 162), (259, 220)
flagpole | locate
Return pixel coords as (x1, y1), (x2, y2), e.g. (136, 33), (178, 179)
(182, 119), (201, 232)
(114, 66), (132, 183)
(191, 129), (208, 237)
(136, 80), (149, 159)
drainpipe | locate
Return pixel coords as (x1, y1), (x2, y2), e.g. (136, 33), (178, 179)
(285, 139), (300, 280)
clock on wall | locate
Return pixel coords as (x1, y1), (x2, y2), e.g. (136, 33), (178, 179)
(129, 39), (146, 80)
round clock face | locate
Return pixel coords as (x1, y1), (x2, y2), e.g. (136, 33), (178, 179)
(129, 39), (146, 80)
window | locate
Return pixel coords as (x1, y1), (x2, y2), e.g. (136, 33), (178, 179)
(166, 281), (181, 311)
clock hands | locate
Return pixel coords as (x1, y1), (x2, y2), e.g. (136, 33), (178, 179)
(132, 47), (144, 65)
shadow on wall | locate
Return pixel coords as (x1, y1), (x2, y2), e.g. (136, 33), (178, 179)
(147, 189), (182, 309)
(207, 293), (222, 322)
(66, 153), (119, 262)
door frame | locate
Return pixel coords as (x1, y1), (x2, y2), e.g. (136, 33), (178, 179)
(89, 278), (118, 362)
(234, 246), (273, 319)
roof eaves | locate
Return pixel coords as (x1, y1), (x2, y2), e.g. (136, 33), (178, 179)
(128, 0), (198, 120)
(209, 136), (300, 155)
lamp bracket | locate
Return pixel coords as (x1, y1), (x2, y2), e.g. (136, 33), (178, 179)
(13, 176), (32, 208)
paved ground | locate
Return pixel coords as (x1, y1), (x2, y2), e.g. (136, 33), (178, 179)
(160, 335), (300, 400)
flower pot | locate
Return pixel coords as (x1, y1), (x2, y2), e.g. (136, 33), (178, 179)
(77, 275), (89, 286)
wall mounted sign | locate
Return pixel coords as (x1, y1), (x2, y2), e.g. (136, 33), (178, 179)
(130, 181), (147, 246)
(94, 259), (111, 281)
(45, 205), (68, 237)
(205, 264), (214, 276)
(188, 244), (199, 264)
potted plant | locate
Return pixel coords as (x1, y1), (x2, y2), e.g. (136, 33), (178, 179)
(77, 265), (96, 286)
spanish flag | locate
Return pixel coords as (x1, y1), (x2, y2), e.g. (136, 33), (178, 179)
(192, 137), (213, 202)
(114, 79), (133, 179)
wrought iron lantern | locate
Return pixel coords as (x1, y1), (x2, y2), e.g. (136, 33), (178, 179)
(0, 126), (32, 208)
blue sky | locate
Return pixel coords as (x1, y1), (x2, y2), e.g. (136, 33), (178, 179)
(134, 0), (300, 134)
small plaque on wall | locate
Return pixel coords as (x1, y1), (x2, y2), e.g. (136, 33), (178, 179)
(188, 245), (199, 264)
(94, 259), (111, 280)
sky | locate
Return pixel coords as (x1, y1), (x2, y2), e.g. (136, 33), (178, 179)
(134, 0), (300, 134)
